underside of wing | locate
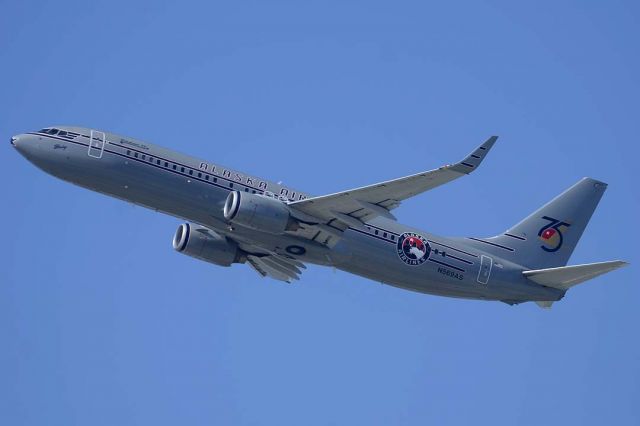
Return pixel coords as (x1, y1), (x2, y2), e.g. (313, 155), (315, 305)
(246, 253), (307, 283)
(285, 136), (497, 245)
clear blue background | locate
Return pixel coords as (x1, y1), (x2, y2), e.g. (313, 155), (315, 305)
(2, 1), (638, 425)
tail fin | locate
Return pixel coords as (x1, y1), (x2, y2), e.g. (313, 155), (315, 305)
(472, 177), (607, 269)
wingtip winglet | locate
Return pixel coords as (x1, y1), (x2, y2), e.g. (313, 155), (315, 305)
(450, 135), (498, 174)
(481, 135), (498, 150)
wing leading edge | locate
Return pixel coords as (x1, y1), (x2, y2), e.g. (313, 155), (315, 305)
(287, 136), (497, 240)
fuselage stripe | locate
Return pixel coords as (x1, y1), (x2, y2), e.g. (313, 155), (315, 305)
(428, 258), (465, 272)
(349, 227), (396, 244)
(29, 132), (262, 194)
(504, 233), (526, 241)
(444, 253), (474, 265)
(366, 223), (399, 236)
(467, 237), (515, 252)
(427, 240), (478, 258)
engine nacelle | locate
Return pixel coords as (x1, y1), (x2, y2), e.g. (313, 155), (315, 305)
(223, 191), (295, 234)
(172, 223), (241, 267)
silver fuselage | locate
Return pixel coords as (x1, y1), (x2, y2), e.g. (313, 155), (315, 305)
(11, 126), (563, 303)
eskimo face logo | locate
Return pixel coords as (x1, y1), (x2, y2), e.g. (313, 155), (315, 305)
(397, 232), (431, 265)
(538, 216), (571, 252)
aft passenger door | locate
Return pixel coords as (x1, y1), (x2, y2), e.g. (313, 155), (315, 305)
(88, 130), (106, 158)
(477, 255), (492, 285)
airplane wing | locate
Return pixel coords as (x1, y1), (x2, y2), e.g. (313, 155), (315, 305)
(287, 136), (497, 245)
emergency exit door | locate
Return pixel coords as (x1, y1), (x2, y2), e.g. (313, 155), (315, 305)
(88, 129), (106, 158)
(477, 255), (492, 285)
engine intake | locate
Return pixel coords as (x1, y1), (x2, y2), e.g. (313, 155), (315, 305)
(173, 223), (241, 267)
(223, 191), (296, 234)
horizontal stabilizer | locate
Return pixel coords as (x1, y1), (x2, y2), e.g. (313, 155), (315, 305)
(523, 260), (628, 291)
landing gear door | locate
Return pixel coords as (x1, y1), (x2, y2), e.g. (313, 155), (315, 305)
(477, 255), (492, 285)
(88, 130), (106, 159)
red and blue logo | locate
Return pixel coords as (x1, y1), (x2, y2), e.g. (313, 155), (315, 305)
(538, 216), (571, 252)
(397, 232), (431, 265)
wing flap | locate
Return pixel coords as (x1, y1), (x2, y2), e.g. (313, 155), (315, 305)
(246, 254), (305, 283)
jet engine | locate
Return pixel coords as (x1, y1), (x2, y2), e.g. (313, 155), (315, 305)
(172, 223), (242, 267)
(223, 191), (297, 234)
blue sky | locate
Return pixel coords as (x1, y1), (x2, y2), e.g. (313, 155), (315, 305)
(1, 1), (639, 425)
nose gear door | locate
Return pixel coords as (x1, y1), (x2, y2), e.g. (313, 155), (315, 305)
(88, 130), (106, 158)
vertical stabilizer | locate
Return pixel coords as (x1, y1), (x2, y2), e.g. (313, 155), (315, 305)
(473, 177), (607, 270)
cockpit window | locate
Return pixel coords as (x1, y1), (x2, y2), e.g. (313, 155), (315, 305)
(38, 128), (71, 137)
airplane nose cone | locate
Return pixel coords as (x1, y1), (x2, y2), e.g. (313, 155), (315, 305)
(11, 134), (34, 158)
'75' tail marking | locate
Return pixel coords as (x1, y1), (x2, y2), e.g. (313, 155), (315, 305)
(538, 216), (571, 252)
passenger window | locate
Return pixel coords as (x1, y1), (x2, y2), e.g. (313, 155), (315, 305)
(213, 178), (217, 183)
(156, 159), (161, 165)
(244, 188), (249, 192)
(391, 235), (395, 241)
(134, 152), (139, 158)
(127, 150), (131, 155)
(229, 183), (233, 188)
(189, 170), (193, 175)
(198, 172), (202, 178)
(383, 232), (387, 238)
(181, 167), (185, 173)
(172, 164), (177, 170)
(141, 155), (146, 160)
(375, 230), (379, 235)
(205, 175), (209, 180)
(164, 162), (168, 167)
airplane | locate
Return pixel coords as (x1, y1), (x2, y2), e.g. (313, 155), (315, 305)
(10, 126), (628, 308)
